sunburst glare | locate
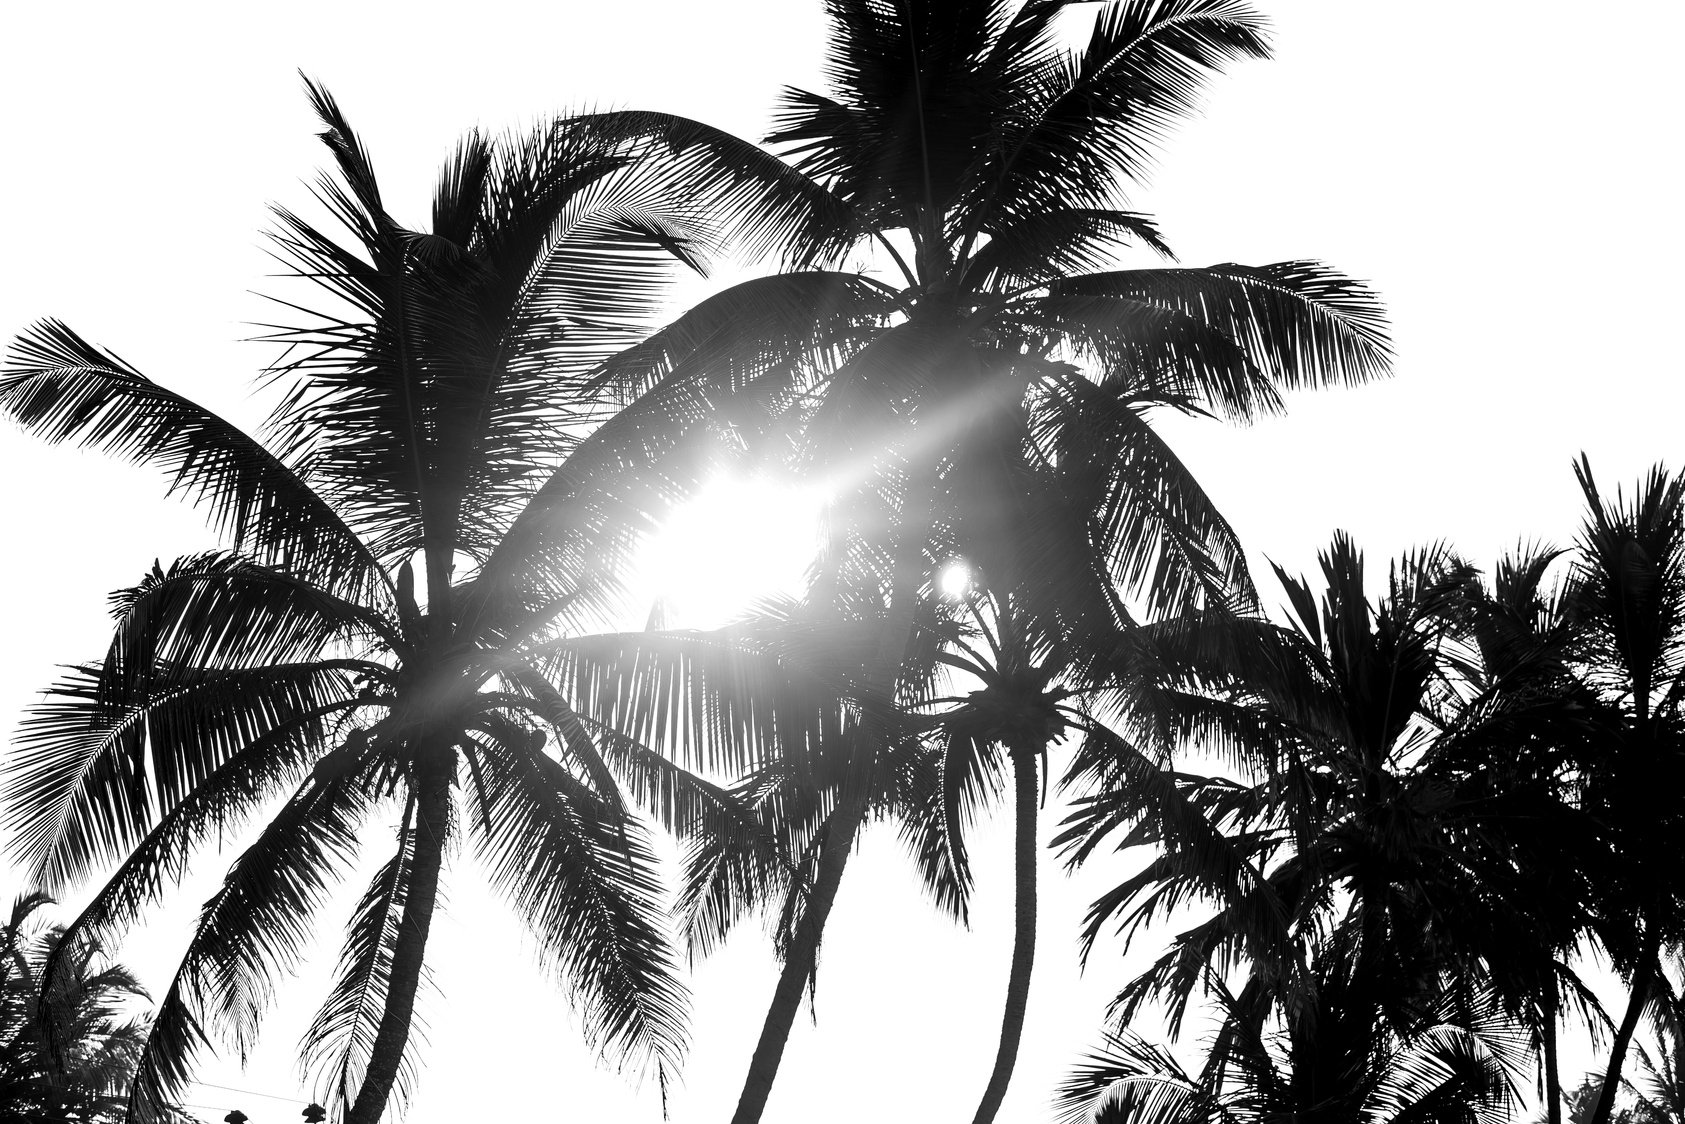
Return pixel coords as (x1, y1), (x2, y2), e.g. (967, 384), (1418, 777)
(640, 475), (824, 629)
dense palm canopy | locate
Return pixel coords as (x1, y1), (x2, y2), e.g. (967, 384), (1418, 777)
(0, 83), (792, 1123)
(1058, 534), (1608, 1123)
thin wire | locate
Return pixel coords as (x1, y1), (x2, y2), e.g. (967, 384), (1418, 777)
(185, 1079), (311, 1105)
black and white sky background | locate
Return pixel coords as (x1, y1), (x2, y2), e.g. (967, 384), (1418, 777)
(2, 2), (1682, 1120)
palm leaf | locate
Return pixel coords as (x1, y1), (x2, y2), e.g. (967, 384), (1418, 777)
(0, 320), (383, 598)
(301, 806), (429, 1119)
(465, 733), (688, 1091)
(967, 0), (1271, 232)
(126, 736), (377, 1122)
(6, 662), (362, 890)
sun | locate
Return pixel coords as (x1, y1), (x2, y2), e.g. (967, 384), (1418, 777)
(638, 474), (824, 629)
(937, 559), (973, 600)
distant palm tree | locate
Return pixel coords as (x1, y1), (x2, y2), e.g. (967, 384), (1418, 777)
(576, 3), (1392, 1118)
(0, 893), (180, 1123)
(0, 84), (756, 1124)
(1060, 535), (1601, 1122)
(1051, 973), (1529, 1124)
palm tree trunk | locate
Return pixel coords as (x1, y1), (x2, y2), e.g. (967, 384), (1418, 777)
(1589, 943), (1658, 1124)
(968, 744), (1039, 1124)
(346, 749), (452, 1124)
(1543, 997), (1562, 1124)
(729, 461), (938, 1124)
(729, 791), (867, 1124)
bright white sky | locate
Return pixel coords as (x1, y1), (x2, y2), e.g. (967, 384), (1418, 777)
(2, 2), (1682, 1122)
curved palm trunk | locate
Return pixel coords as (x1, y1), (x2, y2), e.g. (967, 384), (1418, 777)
(969, 744), (1039, 1124)
(729, 791), (867, 1124)
(346, 749), (452, 1124)
(730, 464), (938, 1124)
(1543, 1001), (1562, 1124)
(1589, 943), (1658, 1124)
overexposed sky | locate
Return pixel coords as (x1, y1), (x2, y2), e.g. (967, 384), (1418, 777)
(2, 2), (1682, 1121)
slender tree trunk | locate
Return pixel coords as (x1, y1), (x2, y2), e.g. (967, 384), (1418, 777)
(347, 748), (452, 1124)
(729, 792), (867, 1124)
(1543, 994), (1562, 1124)
(969, 743), (1040, 1124)
(1589, 943), (1658, 1124)
(728, 460), (939, 1124)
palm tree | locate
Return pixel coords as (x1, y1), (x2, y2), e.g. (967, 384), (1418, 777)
(0, 84), (758, 1124)
(1051, 971), (1531, 1124)
(1, 892), (178, 1123)
(572, 3), (1392, 1118)
(1564, 458), (1685, 1124)
(1618, 997), (1685, 1124)
(1059, 534), (1603, 1122)
(1456, 541), (1614, 1124)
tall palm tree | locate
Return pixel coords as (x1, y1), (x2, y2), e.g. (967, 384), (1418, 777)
(1565, 458), (1685, 1124)
(1456, 541), (1612, 1124)
(1, 892), (178, 1123)
(0, 84), (758, 1124)
(573, 3), (1392, 1118)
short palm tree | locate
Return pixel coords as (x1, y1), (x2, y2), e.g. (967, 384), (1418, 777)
(574, 3), (1392, 1119)
(1, 892), (175, 1123)
(0, 84), (746, 1123)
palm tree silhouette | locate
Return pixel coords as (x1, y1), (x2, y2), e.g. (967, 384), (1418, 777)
(1455, 542), (1611, 1124)
(0, 83), (744, 1124)
(1051, 973), (1530, 1124)
(1566, 458), (1685, 1124)
(1618, 997), (1685, 1124)
(574, 3), (1392, 1118)
(1, 892), (183, 1122)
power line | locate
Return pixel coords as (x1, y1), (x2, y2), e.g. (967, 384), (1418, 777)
(184, 1079), (311, 1105)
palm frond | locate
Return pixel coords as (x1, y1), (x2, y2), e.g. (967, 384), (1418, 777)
(0, 320), (383, 598)
(536, 626), (843, 780)
(968, 0), (1271, 231)
(572, 110), (858, 268)
(5, 662), (361, 890)
(1050, 262), (1392, 412)
(465, 734), (688, 1090)
(40, 700), (363, 1005)
(301, 807), (428, 1119)
(100, 552), (397, 697)
(126, 737), (377, 1122)
(1033, 372), (1253, 615)
(1053, 1028), (1209, 1124)
(967, 207), (1174, 290)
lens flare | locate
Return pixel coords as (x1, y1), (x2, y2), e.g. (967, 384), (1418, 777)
(640, 475), (823, 628)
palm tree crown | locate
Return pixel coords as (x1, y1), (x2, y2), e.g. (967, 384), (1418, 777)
(568, 4), (1393, 1122)
(0, 83), (745, 1124)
